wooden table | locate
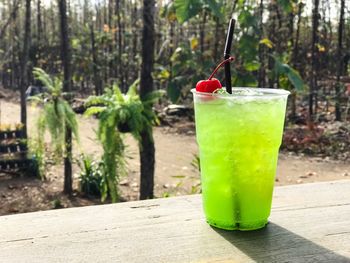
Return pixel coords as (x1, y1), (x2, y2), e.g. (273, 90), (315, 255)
(1, 180), (350, 263)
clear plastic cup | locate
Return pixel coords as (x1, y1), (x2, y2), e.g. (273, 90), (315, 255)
(192, 88), (290, 230)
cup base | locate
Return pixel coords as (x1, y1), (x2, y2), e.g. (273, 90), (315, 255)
(206, 218), (268, 231)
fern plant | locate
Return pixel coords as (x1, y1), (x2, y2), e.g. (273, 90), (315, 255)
(77, 154), (106, 197)
(29, 68), (79, 178)
(85, 80), (164, 202)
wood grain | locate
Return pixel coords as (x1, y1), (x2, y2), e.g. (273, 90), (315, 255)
(0, 180), (350, 263)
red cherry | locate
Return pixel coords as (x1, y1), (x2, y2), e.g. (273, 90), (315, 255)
(195, 56), (234, 93)
(196, 78), (222, 93)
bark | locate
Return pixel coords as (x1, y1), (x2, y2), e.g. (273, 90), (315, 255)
(292, 3), (303, 66)
(267, 1), (277, 88)
(115, 0), (123, 88)
(199, 11), (207, 56)
(140, 0), (155, 200)
(37, 0), (43, 60)
(309, 0), (320, 119)
(90, 24), (102, 95)
(213, 17), (220, 61)
(58, 0), (73, 195)
(258, 0), (265, 88)
(290, 2), (303, 120)
(108, 0), (113, 79)
(288, 13), (294, 49)
(335, 0), (345, 121)
(19, 0), (31, 138)
(132, 3), (138, 59)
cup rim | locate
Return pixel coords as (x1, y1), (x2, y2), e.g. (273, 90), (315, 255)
(191, 87), (290, 98)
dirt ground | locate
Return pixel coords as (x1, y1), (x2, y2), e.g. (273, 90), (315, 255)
(0, 98), (349, 216)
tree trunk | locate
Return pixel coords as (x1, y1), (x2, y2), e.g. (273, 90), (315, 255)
(335, 0), (345, 121)
(213, 17), (220, 61)
(37, 0), (42, 60)
(107, 0), (113, 80)
(19, 0), (31, 138)
(139, 0), (155, 200)
(132, 3), (138, 60)
(267, 1), (277, 88)
(115, 0), (123, 89)
(258, 0), (265, 88)
(292, 3), (303, 67)
(90, 24), (102, 95)
(309, 0), (320, 120)
(58, 0), (73, 195)
(199, 11), (207, 56)
(290, 2), (303, 120)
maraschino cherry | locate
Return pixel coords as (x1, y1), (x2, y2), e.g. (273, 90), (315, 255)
(196, 57), (235, 93)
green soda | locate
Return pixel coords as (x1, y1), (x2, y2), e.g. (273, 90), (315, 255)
(192, 88), (289, 230)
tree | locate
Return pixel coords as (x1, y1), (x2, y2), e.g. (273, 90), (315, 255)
(309, 0), (320, 119)
(139, 0), (156, 200)
(89, 23), (102, 95)
(335, 0), (345, 121)
(19, 0), (31, 137)
(58, 0), (73, 194)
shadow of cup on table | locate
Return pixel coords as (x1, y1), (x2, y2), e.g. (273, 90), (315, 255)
(212, 222), (350, 263)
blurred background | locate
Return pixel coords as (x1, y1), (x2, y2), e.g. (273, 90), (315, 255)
(0, 0), (349, 215)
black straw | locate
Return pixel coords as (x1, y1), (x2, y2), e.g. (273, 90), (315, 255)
(224, 19), (235, 94)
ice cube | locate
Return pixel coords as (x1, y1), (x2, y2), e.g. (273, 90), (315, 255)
(230, 88), (264, 96)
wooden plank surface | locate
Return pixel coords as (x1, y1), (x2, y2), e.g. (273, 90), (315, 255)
(0, 180), (350, 263)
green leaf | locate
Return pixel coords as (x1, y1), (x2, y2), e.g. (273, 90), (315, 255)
(238, 9), (257, 28)
(259, 38), (274, 48)
(271, 55), (305, 91)
(238, 34), (259, 61)
(174, 0), (202, 23)
(277, 0), (293, 13)
(203, 0), (222, 18)
(243, 61), (261, 72)
(33, 67), (54, 91)
(71, 38), (80, 49)
(171, 175), (186, 179)
(287, 68), (304, 91)
(84, 106), (106, 117)
(167, 81), (181, 103)
(127, 79), (140, 96)
(233, 72), (258, 87)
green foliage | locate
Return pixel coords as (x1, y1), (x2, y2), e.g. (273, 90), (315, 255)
(52, 199), (63, 209)
(85, 82), (163, 202)
(166, 79), (181, 103)
(29, 68), (79, 178)
(203, 0), (222, 19)
(77, 154), (106, 197)
(276, 0), (295, 13)
(174, 0), (202, 23)
(170, 0), (306, 98)
(191, 153), (201, 172)
(28, 135), (45, 180)
(174, 0), (223, 23)
(232, 5), (261, 86)
(271, 55), (305, 91)
(163, 43), (212, 102)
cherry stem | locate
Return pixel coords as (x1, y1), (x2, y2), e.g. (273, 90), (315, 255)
(208, 56), (235, 80)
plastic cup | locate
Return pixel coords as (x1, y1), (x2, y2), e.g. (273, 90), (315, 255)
(192, 88), (290, 231)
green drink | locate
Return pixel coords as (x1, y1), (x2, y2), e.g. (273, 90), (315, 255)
(192, 88), (289, 230)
